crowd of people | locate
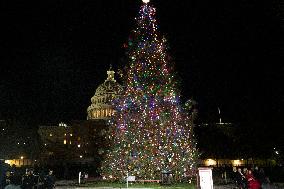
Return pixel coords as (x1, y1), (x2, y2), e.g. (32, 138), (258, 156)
(1, 159), (278, 189)
(233, 166), (271, 189)
(0, 163), (55, 189)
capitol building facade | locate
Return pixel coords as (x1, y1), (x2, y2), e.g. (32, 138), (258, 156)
(38, 67), (123, 163)
(87, 67), (123, 120)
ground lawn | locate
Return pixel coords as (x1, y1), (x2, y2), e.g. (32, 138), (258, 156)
(82, 181), (196, 189)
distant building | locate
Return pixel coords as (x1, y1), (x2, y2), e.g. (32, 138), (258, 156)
(38, 122), (72, 146)
(38, 120), (108, 163)
(38, 67), (122, 164)
(5, 158), (33, 167)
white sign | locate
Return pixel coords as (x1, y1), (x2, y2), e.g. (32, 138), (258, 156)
(127, 176), (136, 182)
(198, 167), (213, 189)
(78, 172), (81, 184)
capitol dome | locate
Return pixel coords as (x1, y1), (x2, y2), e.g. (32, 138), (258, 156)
(87, 67), (123, 120)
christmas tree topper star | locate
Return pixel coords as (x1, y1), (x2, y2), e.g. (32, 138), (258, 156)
(142, 0), (150, 4)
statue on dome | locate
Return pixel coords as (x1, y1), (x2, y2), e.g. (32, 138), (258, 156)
(87, 66), (123, 120)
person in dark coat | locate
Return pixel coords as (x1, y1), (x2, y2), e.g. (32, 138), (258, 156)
(43, 170), (55, 189)
(258, 168), (270, 189)
(4, 174), (21, 189)
(232, 166), (239, 187)
(236, 168), (247, 189)
(0, 160), (10, 189)
(21, 169), (35, 189)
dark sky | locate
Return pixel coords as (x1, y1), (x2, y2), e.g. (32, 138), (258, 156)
(0, 0), (282, 139)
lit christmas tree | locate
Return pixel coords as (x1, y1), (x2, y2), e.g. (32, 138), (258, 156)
(101, 0), (198, 182)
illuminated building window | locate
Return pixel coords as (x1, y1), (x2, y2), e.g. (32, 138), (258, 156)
(49, 133), (53, 137)
(70, 133), (73, 136)
(64, 139), (67, 144)
(69, 141), (72, 144)
(205, 159), (217, 166)
(232, 159), (243, 166)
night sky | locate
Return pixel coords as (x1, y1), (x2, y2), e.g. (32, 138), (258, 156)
(0, 0), (282, 144)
